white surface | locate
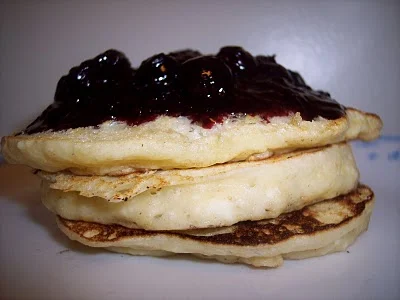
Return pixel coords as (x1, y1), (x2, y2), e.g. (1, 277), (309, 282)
(0, 1), (399, 299)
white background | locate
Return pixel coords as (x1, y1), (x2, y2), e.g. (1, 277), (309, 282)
(0, 1), (399, 300)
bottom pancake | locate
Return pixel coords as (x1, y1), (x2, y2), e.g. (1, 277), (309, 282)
(56, 185), (374, 268)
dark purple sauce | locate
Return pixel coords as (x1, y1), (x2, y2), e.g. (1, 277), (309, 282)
(22, 47), (345, 134)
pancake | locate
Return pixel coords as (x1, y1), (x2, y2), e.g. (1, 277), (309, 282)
(56, 184), (374, 268)
(38, 143), (358, 202)
(1, 108), (381, 175)
(41, 143), (359, 230)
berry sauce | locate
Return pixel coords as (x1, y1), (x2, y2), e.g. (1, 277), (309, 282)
(22, 47), (345, 134)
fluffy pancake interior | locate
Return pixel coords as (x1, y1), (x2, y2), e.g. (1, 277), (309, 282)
(56, 185), (374, 268)
(41, 143), (359, 230)
(38, 143), (357, 202)
(1, 108), (382, 175)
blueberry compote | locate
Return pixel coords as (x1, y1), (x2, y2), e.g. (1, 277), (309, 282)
(23, 46), (345, 134)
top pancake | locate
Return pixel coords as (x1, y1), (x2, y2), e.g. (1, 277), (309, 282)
(1, 107), (382, 175)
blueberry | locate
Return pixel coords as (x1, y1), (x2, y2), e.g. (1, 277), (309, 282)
(168, 49), (202, 63)
(255, 55), (294, 84)
(54, 62), (96, 105)
(182, 56), (234, 110)
(256, 62), (293, 83)
(54, 75), (76, 104)
(288, 70), (307, 87)
(217, 46), (257, 77)
(135, 53), (180, 96)
(54, 49), (133, 106)
(256, 55), (277, 65)
(94, 49), (131, 69)
(71, 60), (97, 88)
(91, 49), (132, 82)
(316, 90), (331, 98)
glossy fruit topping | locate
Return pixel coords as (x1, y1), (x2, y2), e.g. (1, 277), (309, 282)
(135, 53), (181, 110)
(217, 46), (257, 77)
(22, 46), (345, 134)
(168, 49), (202, 63)
(182, 56), (234, 111)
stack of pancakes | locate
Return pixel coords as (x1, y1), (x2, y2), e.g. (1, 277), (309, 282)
(1, 107), (382, 267)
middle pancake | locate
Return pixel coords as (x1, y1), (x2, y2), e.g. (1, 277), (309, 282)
(41, 143), (358, 231)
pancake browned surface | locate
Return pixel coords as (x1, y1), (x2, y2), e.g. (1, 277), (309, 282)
(57, 185), (374, 267)
(41, 143), (359, 230)
(38, 143), (357, 202)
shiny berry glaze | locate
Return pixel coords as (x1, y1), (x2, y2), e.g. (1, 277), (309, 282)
(23, 47), (345, 134)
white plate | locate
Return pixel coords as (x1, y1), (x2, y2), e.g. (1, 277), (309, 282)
(0, 138), (399, 300)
